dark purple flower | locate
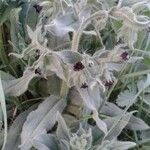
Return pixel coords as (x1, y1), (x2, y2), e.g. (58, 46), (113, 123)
(120, 52), (129, 60)
(81, 82), (88, 88)
(35, 67), (42, 75)
(33, 4), (42, 13)
(105, 80), (114, 87)
(73, 62), (85, 71)
(35, 49), (40, 60)
(115, 0), (119, 4)
(35, 49), (40, 54)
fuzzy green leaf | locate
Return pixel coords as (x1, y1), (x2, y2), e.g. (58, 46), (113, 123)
(2, 68), (37, 96)
(20, 95), (66, 150)
(0, 76), (7, 150)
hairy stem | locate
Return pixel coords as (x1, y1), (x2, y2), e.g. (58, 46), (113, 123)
(0, 26), (9, 65)
(71, 10), (108, 52)
(60, 80), (68, 99)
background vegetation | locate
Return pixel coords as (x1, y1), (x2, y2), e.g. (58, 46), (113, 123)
(0, 0), (150, 150)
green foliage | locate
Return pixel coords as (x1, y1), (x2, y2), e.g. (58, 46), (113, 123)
(0, 0), (150, 150)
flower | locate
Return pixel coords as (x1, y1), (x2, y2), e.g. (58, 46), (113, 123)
(73, 62), (85, 71)
(105, 80), (114, 87)
(34, 67), (42, 75)
(81, 82), (88, 88)
(33, 4), (43, 13)
(120, 52), (129, 60)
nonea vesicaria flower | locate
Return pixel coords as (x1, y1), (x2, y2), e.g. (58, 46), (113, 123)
(33, 4), (43, 13)
(73, 62), (85, 71)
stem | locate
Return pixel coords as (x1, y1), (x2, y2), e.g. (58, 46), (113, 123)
(60, 80), (69, 99)
(71, 10), (108, 52)
(103, 78), (150, 141)
(121, 69), (150, 79)
(117, 0), (123, 8)
(0, 26), (9, 65)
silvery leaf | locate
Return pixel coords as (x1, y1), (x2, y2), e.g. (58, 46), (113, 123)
(27, 25), (42, 44)
(56, 112), (70, 141)
(55, 50), (83, 64)
(70, 127), (92, 150)
(92, 108), (108, 135)
(101, 102), (123, 117)
(45, 13), (77, 37)
(2, 68), (38, 96)
(60, 140), (70, 150)
(126, 115), (149, 131)
(127, 56), (143, 63)
(117, 26), (138, 49)
(32, 134), (59, 150)
(95, 140), (136, 150)
(137, 75), (150, 92)
(107, 63), (124, 72)
(121, 0), (149, 7)
(132, 1), (150, 13)
(104, 112), (133, 140)
(101, 102), (149, 131)
(46, 55), (66, 81)
(94, 114), (108, 135)
(116, 88), (136, 107)
(143, 94), (150, 106)
(117, 74), (150, 107)
(113, 7), (150, 29)
(4, 104), (38, 150)
(0, 107), (2, 128)
(20, 95), (66, 150)
(109, 141), (136, 150)
(141, 129), (150, 140)
(77, 83), (102, 110)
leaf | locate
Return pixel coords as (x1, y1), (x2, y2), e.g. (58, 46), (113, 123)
(27, 25), (42, 44)
(20, 95), (66, 150)
(32, 134), (59, 150)
(0, 106), (2, 127)
(116, 88), (136, 107)
(37, 75), (61, 96)
(9, 8), (21, 50)
(2, 68), (37, 96)
(126, 115), (149, 131)
(121, 0), (148, 7)
(94, 115), (108, 135)
(117, 74), (150, 107)
(55, 50), (83, 64)
(95, 140), (136, 150)
(141, 129), (150, 140)
(113, 7), (150, 29)
(4, 104), (38, 150)
(143, 94), (150, 106)
(0, 76), (7, 150)
(46, 55), (66, 81)
(92, 108), (107, 135)
(104, 112), (133, 140)
(77, 83), (103, 110)
(45, 13), (76, 37)
(56, 112), (70, 141)
(101, 102), (149, 131)
(70, 127), (92, 150)
(77, 84), (107, 134)
(101, 102), (123, 116)
(0, 71), (15, 80)
(137, 74), (150, 91)
(118, 25), (138, 49)
(110, 141), (136, 150)
(60, 140), (70, 150)
(0, 6), (12, 25)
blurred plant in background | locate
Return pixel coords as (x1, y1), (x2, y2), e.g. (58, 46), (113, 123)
(0, 0), (150, 150)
